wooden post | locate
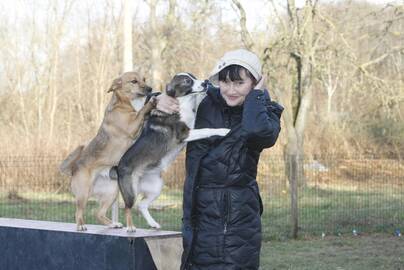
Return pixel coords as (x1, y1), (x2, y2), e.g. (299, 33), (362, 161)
(287, 154), (299, 239)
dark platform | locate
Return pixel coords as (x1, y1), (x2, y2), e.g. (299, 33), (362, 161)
(0, 218), (182, 270)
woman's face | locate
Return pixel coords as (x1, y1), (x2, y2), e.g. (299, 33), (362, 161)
(219, 69), (254, 107)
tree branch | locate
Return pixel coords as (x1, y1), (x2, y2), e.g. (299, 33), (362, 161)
(231, 0), (254, 50)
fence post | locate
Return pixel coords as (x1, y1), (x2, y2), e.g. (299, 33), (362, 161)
(287, 154), (299, 239)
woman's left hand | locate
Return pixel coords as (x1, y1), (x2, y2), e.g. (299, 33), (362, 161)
(255, 76), (266, 91)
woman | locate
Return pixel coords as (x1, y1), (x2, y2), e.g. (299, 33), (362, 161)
(157, 49), (283, 270)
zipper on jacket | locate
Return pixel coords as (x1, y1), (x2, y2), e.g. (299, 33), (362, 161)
(222, 190), (231, 259)
(223, 191), (231, 234)
(223, 192), (228, 234)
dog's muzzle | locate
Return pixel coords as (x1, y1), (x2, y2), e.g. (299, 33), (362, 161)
(188, 80), (210, 95)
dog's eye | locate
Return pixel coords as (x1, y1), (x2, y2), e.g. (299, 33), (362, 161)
(131, 79), (138, 84)
(184, 79), (191, 84)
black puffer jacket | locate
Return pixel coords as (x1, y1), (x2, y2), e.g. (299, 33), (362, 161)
(181, 86), (283, 270)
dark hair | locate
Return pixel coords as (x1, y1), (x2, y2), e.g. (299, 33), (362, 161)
(218, 65), (257, 84)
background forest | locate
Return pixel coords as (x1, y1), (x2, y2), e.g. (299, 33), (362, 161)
(0, 0), (402, 159)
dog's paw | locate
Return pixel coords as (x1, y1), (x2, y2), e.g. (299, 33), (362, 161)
(148, 221), (161, 230)
(149, 96), (157, 107)
(108, 222), (123, 229)
(217, 128), (231, 137)
(77, 224), (87, 231)
(126, 225), (137, 233)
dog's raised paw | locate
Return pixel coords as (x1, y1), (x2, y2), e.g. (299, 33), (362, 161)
(149, 96), (157, 106)
(218, 128), (231, 136)
(149, 221), (161, 230)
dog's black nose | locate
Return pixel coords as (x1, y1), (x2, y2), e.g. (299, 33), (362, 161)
(145, 86), (153, 93)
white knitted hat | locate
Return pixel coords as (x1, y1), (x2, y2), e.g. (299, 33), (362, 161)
(209, 49), (262, 85)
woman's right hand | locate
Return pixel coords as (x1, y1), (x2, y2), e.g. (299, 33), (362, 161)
(255, 75), (266, 91)
(155, 93), (180, 114)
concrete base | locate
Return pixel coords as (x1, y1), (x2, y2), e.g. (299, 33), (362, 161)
(0, 218), (182, 270)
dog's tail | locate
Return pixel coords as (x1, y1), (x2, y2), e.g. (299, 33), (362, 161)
(59, 145), (84, 176)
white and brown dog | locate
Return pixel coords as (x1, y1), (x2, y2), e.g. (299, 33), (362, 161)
(59, 72), (156, 231)
(112, 73), (230, 232)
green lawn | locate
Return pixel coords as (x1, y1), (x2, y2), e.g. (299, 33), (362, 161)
(261, 235), (404, 270)
(0, 189), (184, 231)
(1, 188), (404, 269)
(261, 187), (404, 240)
(1, 186), (403, 237)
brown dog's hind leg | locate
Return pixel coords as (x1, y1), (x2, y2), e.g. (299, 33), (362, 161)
(75, 198), (88, 231)
(71, 169), (92, 231)
(125, 207), (136, 232)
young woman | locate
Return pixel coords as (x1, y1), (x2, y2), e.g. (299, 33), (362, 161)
(157, 49), (283, 270)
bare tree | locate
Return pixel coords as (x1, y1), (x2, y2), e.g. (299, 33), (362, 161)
(148, 0), (177, 91)
(231, 0), (254, 51)
(123, 0), (134, 72)
(233, 0), (320, 238)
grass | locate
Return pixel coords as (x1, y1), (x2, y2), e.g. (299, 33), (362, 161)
(0, 188), (184, 231)
(260, 187), (404, 240)
(1, 186), (403, 237)
(1, 188), (404, 269)
(1, 156), (403, 268)
(260, 235), (404, 269)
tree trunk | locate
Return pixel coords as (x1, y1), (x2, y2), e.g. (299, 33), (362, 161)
(123, 0), (133, 72)
(149, 0), (164, 91)
(284, 130), (304, 239)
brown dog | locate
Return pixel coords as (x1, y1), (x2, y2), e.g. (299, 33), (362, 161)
(59, 71), (156, 231)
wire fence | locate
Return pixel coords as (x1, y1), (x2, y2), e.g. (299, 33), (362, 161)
(0, 154), (403, 240)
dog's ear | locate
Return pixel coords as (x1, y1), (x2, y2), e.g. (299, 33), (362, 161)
(166, 83), (175, 97)
(108, 78), (122, 93)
